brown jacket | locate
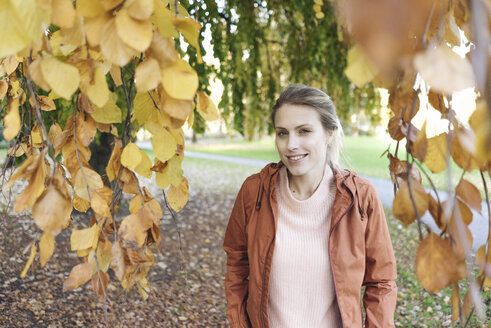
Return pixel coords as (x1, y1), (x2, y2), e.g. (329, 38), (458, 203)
(223, 162), (397, 328)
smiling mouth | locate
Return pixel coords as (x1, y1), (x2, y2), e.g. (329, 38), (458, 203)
(287, 154), (308, 161)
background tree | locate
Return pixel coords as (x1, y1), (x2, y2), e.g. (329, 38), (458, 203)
(184, 0), (380, 139)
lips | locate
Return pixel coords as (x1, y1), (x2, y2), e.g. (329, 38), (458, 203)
(286, 154), (308, 161)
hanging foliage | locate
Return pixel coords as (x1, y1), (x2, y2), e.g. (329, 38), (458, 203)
(338, 0), (491, 324)
(0, 0), (218, 308)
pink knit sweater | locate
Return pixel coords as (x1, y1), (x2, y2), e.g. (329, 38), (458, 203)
(268, 165), (342, 328)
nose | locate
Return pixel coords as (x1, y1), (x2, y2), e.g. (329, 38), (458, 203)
(287, 134), (298, 150)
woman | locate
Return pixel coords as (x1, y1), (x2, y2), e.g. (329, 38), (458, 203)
(223, 84), (397, 328)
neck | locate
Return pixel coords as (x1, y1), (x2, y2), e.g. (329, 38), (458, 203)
(288, 164), (327, 200)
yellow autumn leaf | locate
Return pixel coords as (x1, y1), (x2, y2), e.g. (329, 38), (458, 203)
(20, 243), (37, 278)
(115, 8), (152, 52)
(76, 0), (105, 18)
(392, 178), (429, 226)
(73, 195), (91, 212)
(61, 15), (85, 47)
(156, 171), (170, 189)
(3, 98), (21, 141)
(106, 142), (122, 182)
(135, 149), (153, 178)
(167, 177), (189, 212)
(424, 133), (448, 173)
(90, 99), (122, 124)
(84, 12), (112, 47)
(161, 59), (198, 100)
(414, 45), (475, 94)
(196, 91), (219, 121)
(91, 189), (112, 218)
(28, 56), (51, 92)
(40, 57), (80, 100)
(162, 97), (193, 121)
(150, 32), (179, 68)
(344, 45), (378, 88)
(172, 17), (202, 62)
(127, 0), (154, 20)
(74, 167), (104, 200)
(51, 0), (76, 28)
(470, 101), (491, 165)
(152, 0), (179, 38)
(152, 128), (177, 162)
(109, 65), (123, 87)
(135, 58), (161, 92)
(96, 240), (112, 272)
(100, 18), (138, 66)
(86, 66), (109, 108)
(416, 233), (457, 293)
(121, 143), (143, 171)
(0, 79), (8, 100)
(101, 0), (123, 10)
(0, 0), (49, 59)
(39, 232), (55, 267)
(32, 185), (72, 235)
(134, 92), (158, 126)
(71, 224), (101, 251)
(166, 155), (183, 186)
(63, 262), (93, 291)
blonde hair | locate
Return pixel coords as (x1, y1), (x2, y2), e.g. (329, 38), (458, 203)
(272, 84), (344, 169)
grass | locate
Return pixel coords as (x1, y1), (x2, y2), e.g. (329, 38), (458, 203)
(186, 135), (490, 198)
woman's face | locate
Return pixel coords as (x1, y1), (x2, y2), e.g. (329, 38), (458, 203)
(274, 104), (331, 179)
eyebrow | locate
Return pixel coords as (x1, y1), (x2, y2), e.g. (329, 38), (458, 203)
(275, 124), (314, 130)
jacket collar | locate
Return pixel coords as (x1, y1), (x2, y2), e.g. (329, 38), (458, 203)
(258, 161), (357, 196)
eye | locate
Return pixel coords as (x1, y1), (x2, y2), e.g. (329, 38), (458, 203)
(299, 129), (311, 134)
(276, 131), (287, 137)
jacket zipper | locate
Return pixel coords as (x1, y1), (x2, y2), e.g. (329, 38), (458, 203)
(260, 238), (274, 328)
(328, 181), (354, 328)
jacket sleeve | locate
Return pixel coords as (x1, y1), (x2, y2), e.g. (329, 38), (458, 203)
(223, 180), (253, 328)
(362, 183), (398, 328)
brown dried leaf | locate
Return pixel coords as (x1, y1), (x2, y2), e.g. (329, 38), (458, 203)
(428, 91), (449, 115)
(106, 141), (122, 182)
(451, 283), (460, 322)
(91, 271), (109, 299)
(413, 121), (427, 162)
(39, 232), (55, 267)
(63, 262), (93, 291)
(32, 184), (72, 235)
(119, 208), (154, 249)
(416, 233), (457, 293)
(393, 178), (428, 226)
(456, 179), (482, 213)
(428, 194), (446, 230)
